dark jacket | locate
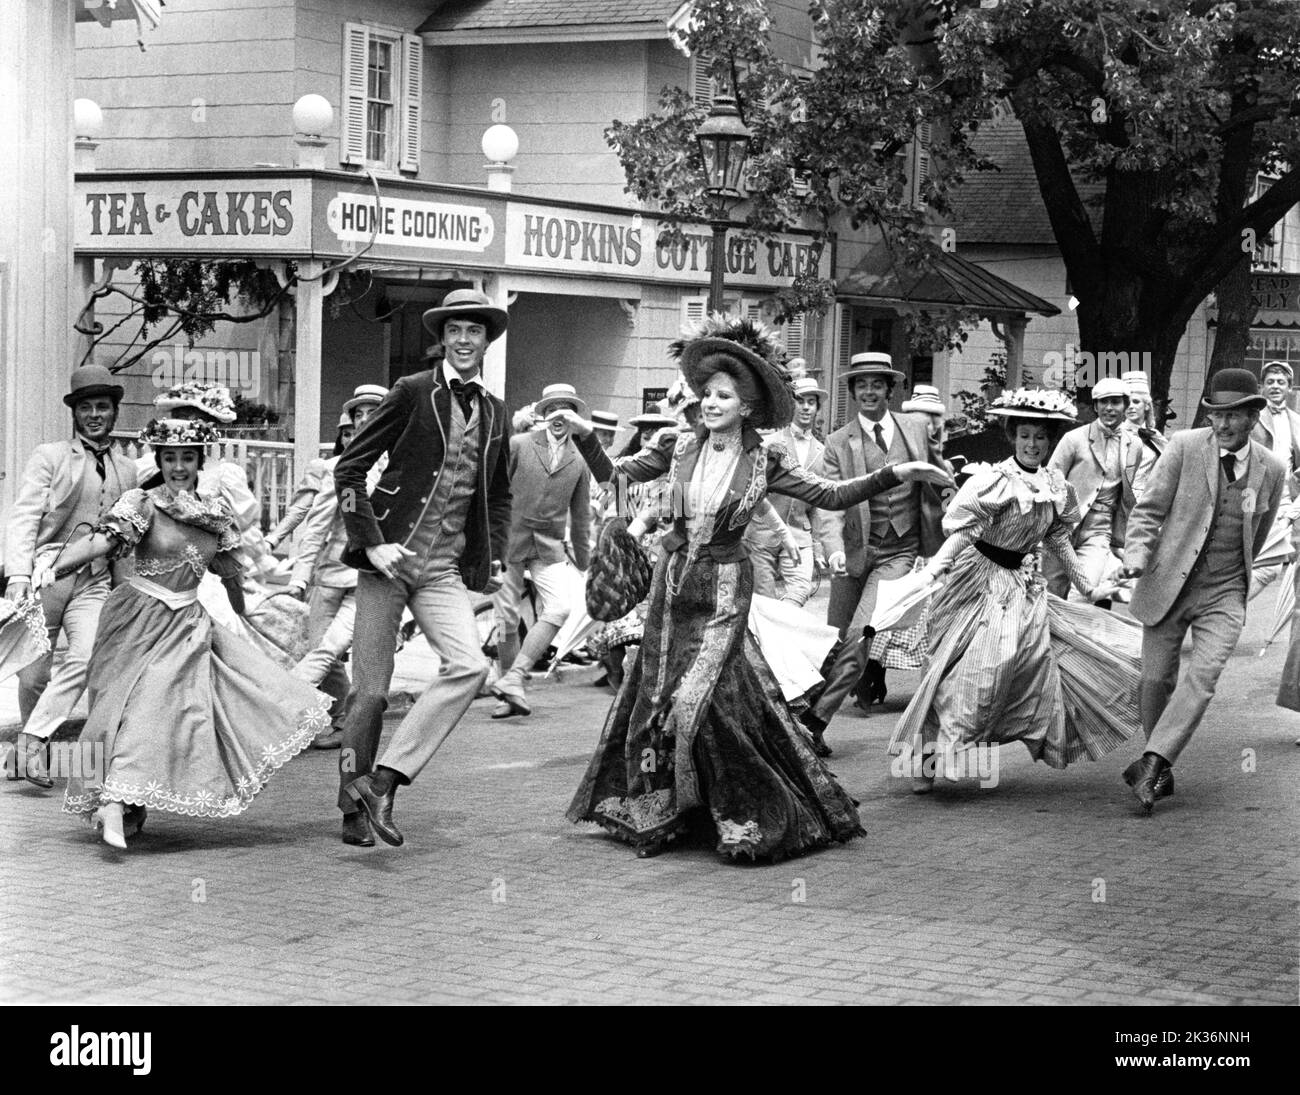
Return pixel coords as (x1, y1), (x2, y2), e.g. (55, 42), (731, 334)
(334, 369), (511, 591)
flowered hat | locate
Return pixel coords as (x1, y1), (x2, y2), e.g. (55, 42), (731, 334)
(672, 314), (795, 430)
(139, 417), (221, 447)
(154, 382), (238, 423)
(986, 388), (1077, 422)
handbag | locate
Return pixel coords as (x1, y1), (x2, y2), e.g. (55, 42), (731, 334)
(585, 475), (652, 622)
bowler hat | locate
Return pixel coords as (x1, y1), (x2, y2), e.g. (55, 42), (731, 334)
(534, 383), (590, 421)
(422, 289), (508, 342)
(64, 364), (124, 408)
(1201, 368), (1266, 413)
(841, 352), (904, 388)
(342, 383), (389, 417)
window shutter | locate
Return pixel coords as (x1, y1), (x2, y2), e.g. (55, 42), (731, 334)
(831, 304), (853, 429)
(399, 34), (422, 174)
(340, 22), (369, 166)
(784, 312), (805, 358)
(910, 122), (932, 209)
(744, 300), (764, 324)
(681, 295), (707, 328)
(689, 53), (715, 106)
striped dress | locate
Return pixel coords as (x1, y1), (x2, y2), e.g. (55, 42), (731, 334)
(889, 459), (1142, 768)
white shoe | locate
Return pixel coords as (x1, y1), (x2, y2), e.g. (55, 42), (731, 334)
(92, 803), (128, 850)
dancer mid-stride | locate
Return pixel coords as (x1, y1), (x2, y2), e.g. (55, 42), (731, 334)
(47, 417), (329, 849)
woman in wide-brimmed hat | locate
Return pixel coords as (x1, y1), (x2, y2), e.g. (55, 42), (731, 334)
(37, 416), (330, 850)
(888, 388), (1143, 791)
(563, 315), (952, 861)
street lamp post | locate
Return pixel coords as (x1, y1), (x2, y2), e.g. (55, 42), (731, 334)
(695, 94), (752, 316)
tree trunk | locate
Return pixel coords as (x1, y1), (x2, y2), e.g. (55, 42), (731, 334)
(1195, 255), (1255, 427)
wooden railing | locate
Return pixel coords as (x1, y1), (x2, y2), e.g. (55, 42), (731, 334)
(113, 434), (333, 531)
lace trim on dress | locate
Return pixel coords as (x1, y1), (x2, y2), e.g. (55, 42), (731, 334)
(134, 545), (208, 579)
(61, 703), (329, 820)
(964, 460), (1069, 515)
(147, 485), (238, 544)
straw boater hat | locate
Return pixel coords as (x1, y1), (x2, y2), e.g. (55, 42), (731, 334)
(138, 417), (222, 447)
(1201, 368), (1266, 412)
(901, 384), (945, 415)
(337, 411), (354, 429)
(1261, 359), (1294, 382)
(534, 383), (590, 421)
(421, 288), (508, 342)
(791, 377), (830, 404)
(841, 352), (905, 387)
(629, 411), (679, 430)
(1121, 370), (1152, 399)
(1091, 377), (1130, 403)
(671, 315), (795, 430)
(985, 388), (1078, 423)
(591, 410), (619, 434)
(342, 383), (389, 417)
(154, 382), (238, 423)
(64, 364), (124, 407)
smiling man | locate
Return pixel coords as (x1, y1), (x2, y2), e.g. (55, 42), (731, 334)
(3, 366), (137, 789)
(1119, 368), (1285, 814)
(801, 352), (945, 755)
(1045, 377), (1143, 605)
(331, 288), (511, 848)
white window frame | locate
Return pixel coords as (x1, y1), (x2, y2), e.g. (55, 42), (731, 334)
(341, 22), (422, 175)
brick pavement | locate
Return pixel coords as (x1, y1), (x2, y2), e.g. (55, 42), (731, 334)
(1, 594), (1296, 1005)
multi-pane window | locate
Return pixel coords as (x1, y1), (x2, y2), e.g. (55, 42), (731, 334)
(342, 23), (422, 174)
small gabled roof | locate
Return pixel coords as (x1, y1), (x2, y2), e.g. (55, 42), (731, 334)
(418, 1), (684, 39)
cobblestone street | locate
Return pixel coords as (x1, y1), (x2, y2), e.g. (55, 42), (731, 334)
(1, 600), (1295, 1006)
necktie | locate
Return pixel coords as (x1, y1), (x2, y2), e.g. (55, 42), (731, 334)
(1221, 453), (1237, 483)
(89, 446), (108, 480)
(873, 423), (887, 452)
(449, 379), (474, 420)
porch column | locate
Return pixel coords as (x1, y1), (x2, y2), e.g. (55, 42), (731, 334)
(293, 261), (324, 485)
(1005, 316), (1028, 384)
(480, 273), (508, 399)
(73, 256), (97, 367)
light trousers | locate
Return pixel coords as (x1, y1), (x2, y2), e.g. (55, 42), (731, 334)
(19, 569), (109, 740)
(1140, 575), (1247, 765)
(337, 561), (487, 810)
(750, 527), (814, 606)
(495, 556), (573, 633)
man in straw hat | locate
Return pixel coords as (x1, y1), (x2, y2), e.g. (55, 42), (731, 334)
(332, 288), (511, 847)
(490, 382), (596, 719)
(1119, 368), (1286, 814)
(268, 384), (388, 552)
(3, 366), (138, 788)
(744, 371), (830, 606)
(1045, 377), (1143, 605)
(285, 385), (390, 756)
(1247, 361), (1300, 599)
(801, 353), (946, 754)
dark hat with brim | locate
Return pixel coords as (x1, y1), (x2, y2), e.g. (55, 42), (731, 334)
(1201, 367), (1267, 413)
(64, 364), (124, 407)
(628, 412), (679, 430)
(421, 289), (508, 343)
(679, 338), (795, 430)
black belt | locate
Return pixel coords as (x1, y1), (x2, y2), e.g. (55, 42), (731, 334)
(975, 540), (1034, 570)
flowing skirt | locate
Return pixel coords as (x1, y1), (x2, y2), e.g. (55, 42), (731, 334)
(0, 596), (51, 683)
(63, 583), (330, 820)
(567, 551), (862, 861)
(889, 549), (1141, 768)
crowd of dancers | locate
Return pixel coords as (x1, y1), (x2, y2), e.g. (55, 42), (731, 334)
(2, 289), (1297, 861)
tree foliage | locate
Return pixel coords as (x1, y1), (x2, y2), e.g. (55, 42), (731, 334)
(609, 0), (1300, 417)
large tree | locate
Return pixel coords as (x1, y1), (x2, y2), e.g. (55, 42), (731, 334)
(610, 0), (1300, 422)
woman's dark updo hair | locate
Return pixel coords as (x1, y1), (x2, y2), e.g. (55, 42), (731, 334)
(1001, 417), (1067, 450)
(153, 446), (207, 470)
(617, 430), (646, 459)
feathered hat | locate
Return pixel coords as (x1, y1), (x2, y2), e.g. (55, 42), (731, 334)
(671, 314), (795, 430)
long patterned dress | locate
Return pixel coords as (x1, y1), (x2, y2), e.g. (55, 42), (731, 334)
(889, 459), (1142, 769)
(63, 487), (330, 822)
(568, 428), (905, 861)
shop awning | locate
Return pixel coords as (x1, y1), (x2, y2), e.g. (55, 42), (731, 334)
(836, 246), (1060, 319)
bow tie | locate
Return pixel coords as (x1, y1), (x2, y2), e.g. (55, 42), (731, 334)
(1098, 425), (1120, 441)
(1268, 404), (1285, 415)
(448, 378), (479, 417)
(791, 427), (811, 441)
